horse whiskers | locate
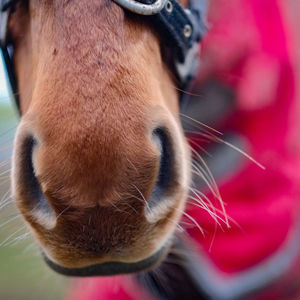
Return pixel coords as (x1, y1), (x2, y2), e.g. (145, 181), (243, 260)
(190, 147), (221, 197)
(190, 156), (211, 179)
(110, 202), (134, 216)
(213, 135), (265, 170)
(179, 220), (196, 229)
(190, 162), (218, 203)
(106, 192), (133, 215)
(0, 225), (26, 247)
(190, 166), (225, 218)
(190, 129), (265, 170)
(189, 186), (217, 212)
(55, 205), (72, 221)
(0, 214), (21, 229)
(174, 208), (204, 236)
(190, 148), (219, 193)
(173, 86), (204, 98)
(125, 157), (139, 174)
(130, 153), (221, 235)
(189, 185), (215, 205)
(0, 159), (10, 167)
(189, 138), (212, 157)
(131, 184), (151, 212)
(188, 187), (229, 226)
(156, 76), (206, 99)
(0, 191), (13, 210)
(0, 168), (12, 177)
(191, 166), (217, 198)
(183, 111), (265, 170)
(121, 202), (138, 214)
(188, 200), (225, 230)
(189, 186), (227, 220)
(187, 195), (223, 228)
(184, 125), (264, 232)
(180, 113), (223, 135)
(190, 148), (228, 224)
(5, 232), (31, 247)
(52, 194), (83, 222)
(22, 242), (38, 255)
(188, 190), (244, 232)
(0, 189), (11, 202)
(185, 129), (221, 140)
(0, 200), (13, 211)
(125, 187), (184, 232)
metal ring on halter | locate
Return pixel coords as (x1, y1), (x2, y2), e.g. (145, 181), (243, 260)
(112, 0), (167, 15)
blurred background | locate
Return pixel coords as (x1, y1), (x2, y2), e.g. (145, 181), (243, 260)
(0, 57), (68, 300)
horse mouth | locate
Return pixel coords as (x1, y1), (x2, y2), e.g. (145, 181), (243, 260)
(42, 244), (169, 277)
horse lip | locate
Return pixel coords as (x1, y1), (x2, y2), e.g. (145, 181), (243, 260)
(42, 245), (168, 277)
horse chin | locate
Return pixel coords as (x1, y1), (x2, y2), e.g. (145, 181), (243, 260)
(41, 242), (170, 277)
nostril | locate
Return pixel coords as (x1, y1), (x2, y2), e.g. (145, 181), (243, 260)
(17, 136), (56, 228)
(149, 128), (175, 209)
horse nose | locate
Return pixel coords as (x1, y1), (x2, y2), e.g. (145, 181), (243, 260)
(12, 126), (176, 229)
(12, 135), (57, 229)
(11, 114), (188, 270)
(148, 128), (176, 211)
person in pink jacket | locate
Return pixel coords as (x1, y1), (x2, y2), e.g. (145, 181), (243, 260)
(69, 0), (300, 299)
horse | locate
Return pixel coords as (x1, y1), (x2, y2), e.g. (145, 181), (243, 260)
(2, 0), (300, 299)
(1, 0), (206, 276)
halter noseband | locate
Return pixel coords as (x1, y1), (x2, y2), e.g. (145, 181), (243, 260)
(0, 0), (207, 113)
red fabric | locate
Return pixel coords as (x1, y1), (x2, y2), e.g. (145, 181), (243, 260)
(68, 276), (153, 300)
(68, 0), (300, 299)
(187, 0), (300, 273)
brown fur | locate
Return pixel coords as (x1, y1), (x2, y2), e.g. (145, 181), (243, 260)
(11, 0), (190, 268)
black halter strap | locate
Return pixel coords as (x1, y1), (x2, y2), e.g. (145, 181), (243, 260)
(0, 0), (207, 114)
(129, 0), (206, 63)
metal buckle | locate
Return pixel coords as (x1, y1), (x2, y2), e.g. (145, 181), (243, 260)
(112, 0), (167, 15)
